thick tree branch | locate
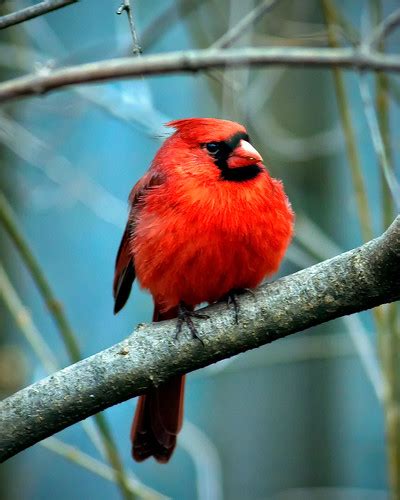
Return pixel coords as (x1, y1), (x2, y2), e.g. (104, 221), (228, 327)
(0, 0), (78, 30)
(1, 47), (400, 103)
(0, 216), (399, 462)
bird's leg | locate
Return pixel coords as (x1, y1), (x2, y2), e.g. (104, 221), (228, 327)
(175, 302), (209, 344)
(225, 288), (254, 324)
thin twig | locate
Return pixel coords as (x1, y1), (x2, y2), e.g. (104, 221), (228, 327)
(140, 0), (200, 52)
(322, 0), (389, 394)
(0, 112), (126, 228)
(40, 437), (167, 500)
(323, 3), (360, 46)
(322, 0), (373, 242)
(294, 215), (384, 400)
(0, 256), (107, 456)
(0, 0), (78, 30)
(2, 47), (400, 103)
(0, 261), (104, 456)
(4, 8), (167, 136)
(367, 7), (400, 50)
(219, 0), (251, 120)
(358, 75), (400, 210)
(180, 422), (223, 500)
(0, 262), (159, 498)
(343, 314), (384, 402)
(0, 262), (58, 373)
(0, 191), (82, 361)
(330, 4), (400, 498)
(369, 0), (400, 413)
(210, 0), (279, 49)
(388, 75), (400, 103)
(117, 0), (142, 55)
(366, 4), (400, 498)
(0, 191), (133, 500)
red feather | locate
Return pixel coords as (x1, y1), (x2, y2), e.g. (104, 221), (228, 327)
(131, 306), (184, 463)
(114, 118), (294, 462)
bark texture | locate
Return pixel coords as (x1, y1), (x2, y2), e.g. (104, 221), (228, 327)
(1, 47), (400, 103)
(0, 216), (399, 462)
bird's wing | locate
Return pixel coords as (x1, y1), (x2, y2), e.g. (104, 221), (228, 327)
(113, 170), (165, 314)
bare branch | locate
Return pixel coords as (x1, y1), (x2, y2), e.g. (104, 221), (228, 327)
(1, 47), (400, 103)
(116, 0), (142, 55)
(0, 191), (132, 499)
(40, 438), (166, 500)
(0, 262), (58, 374)
(358, 75), (400, 210)
(367, 7), (400, 50)
(140, 0), (199, 52)
(0, 113), (126, 228)
(210, 0), (279, 49)
(0, 216), (399, 462)
(0, 0), (78, 30)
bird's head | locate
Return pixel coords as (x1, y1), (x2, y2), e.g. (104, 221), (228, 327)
(166, 118), (264, 182)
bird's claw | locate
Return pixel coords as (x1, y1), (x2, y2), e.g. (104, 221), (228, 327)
(226, 288), (254, 324)
(175, 302), (209, 344)
(227, 291), (240, 324)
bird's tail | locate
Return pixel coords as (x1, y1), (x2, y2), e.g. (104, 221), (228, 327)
(130, 306), (185, 463)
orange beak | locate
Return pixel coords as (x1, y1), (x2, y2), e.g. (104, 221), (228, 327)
(228, 140), (263, 169)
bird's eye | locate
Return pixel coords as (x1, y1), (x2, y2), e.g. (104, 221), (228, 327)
(205, 143), (219, 154)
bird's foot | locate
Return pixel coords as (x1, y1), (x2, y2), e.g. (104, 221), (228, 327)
(175, 302), (209, 344)
(226, 288), (254, 324)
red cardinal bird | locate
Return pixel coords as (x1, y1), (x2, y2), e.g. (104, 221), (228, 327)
(113, 118), (294, 463)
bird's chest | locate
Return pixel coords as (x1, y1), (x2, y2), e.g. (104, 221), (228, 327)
(140, 181), (271, 261)
(133, 177), (290, 308)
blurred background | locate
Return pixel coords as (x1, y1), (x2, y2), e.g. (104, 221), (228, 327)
(0, 0), (399, 499)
